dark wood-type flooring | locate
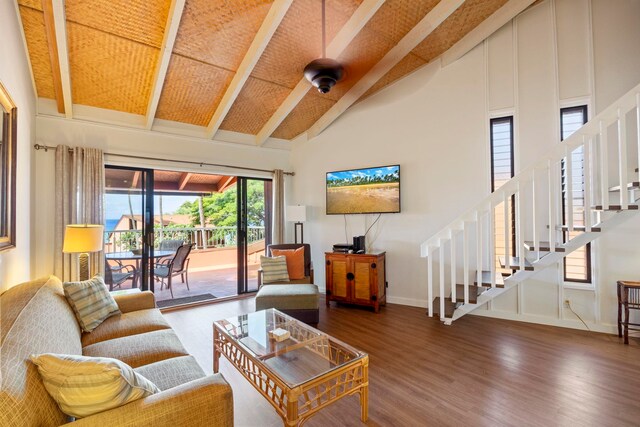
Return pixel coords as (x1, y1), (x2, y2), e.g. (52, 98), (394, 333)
(164, 297), (640, 427)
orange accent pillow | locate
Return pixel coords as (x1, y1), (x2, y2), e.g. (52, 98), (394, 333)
(271, 247), (305, 280)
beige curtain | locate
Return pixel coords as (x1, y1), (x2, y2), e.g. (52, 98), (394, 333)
(272, 169), (285, 244)
(54, 145), (105, 281)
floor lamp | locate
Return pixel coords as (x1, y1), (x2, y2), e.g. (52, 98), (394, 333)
(63, 224), (104, 280)
(286, 205), (307, 244)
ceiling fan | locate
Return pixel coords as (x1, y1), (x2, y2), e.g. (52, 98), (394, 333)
(303, 0), (345, 94)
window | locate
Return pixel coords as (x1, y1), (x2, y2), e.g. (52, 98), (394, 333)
(490, 117), (515, 273)
(560, 106), (590, 283)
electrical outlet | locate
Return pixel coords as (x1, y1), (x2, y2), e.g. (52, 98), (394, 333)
(564, 299), (570, 308)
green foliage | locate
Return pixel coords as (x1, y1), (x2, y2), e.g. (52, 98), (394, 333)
(327, 170), (399, 188)
(176, 180), (266, 227)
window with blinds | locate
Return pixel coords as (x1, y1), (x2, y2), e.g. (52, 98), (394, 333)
(490, 117), (515, 274)
(560, 106), (590, 283)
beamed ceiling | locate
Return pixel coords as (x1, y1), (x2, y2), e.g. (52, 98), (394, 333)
(17, 0), (536, 147)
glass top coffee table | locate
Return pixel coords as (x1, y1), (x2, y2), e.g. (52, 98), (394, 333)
(213, 308), (369, 426)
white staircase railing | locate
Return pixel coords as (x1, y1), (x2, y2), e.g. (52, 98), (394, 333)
(421, 82), (640, 322)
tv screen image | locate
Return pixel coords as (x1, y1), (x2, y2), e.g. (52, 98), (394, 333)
(326, 165), (400, 215)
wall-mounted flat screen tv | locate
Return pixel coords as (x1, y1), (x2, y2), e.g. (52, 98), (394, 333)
(326, 165), (400, 215)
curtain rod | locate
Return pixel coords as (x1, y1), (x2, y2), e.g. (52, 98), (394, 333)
(33, 144), (294, 176)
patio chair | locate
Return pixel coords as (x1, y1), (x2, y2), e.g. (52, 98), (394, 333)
(157, 239), (184, 262)
(154, 243), (193, 298)
(104, 259), (136, 291)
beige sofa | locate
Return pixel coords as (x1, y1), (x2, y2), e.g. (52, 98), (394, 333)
(0, 276), (233, 426)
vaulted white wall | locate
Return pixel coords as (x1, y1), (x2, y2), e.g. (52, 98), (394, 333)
(290, 0), (640, 331)
(0, 2), (36, 291)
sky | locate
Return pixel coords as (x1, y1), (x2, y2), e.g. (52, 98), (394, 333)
(105, 194), (196, 220)
(326, 165), (399, 182)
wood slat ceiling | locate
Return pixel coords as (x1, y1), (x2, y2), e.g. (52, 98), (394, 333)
(17, 0), (524, 143)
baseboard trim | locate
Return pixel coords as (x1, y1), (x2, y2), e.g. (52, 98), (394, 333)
(386, 296), (428, 308)
(470, 310), (617, 334)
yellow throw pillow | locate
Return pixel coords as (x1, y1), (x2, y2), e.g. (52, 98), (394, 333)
(30, 353), (159, 419)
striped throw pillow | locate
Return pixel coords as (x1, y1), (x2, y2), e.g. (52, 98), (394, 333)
(63, 275), (120, 333)
(30, 353), (159, 418)
(260, 255), (290, 284)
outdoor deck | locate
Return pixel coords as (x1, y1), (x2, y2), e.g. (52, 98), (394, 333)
(111, 265), (261, 305)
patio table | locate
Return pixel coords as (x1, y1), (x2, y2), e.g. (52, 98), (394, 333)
(105, 250), (174, 288)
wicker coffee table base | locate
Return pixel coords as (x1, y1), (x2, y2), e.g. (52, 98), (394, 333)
(213, 327), (369, 426)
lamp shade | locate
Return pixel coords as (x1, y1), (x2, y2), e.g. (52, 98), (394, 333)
(286, 205), (307, 222)
(63, 224), (104, 253)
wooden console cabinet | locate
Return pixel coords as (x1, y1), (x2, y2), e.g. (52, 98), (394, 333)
(325, 252), (386, 312)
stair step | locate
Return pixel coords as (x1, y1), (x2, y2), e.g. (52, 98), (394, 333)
(475, 271), (505, 288)
(554, 225), (601, 232)
(430, 297), (457, 318)
(524, 241), (565, 252)
(452, 284), (485, 304)
(609, 182), (640, 192)
(593, 204), (639, 211)
(499, 256), (534, 271)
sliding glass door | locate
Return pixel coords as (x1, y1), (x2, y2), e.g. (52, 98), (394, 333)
(104, 166), (155, 292)
(104, 166), (270, 306)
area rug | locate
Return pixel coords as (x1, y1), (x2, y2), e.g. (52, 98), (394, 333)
(157, 293), (217, 308)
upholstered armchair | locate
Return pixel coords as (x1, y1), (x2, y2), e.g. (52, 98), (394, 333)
(257, 243), (314, 288)
(255, 243), (319, 326)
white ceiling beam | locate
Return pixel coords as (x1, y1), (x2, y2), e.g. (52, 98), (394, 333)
(441, 0), (537, 67)
(145, 0), (186, 130)
(306, 0), (464, 140)
(42, 0), (73, 117)
(255, 0), (386, 146)
(206, 0), (294, 139)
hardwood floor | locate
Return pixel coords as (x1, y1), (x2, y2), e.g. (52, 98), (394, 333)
(164, 297), (640, 427)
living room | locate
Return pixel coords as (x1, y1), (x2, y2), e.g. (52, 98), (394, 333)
(2, 0), (640, 426)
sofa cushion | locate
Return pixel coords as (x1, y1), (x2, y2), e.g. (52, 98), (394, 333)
(255, 284), (320, 311)
(30, 353), (159, 419)
(0, 276), (82, 427)
(63, 276), (120, 332)
(83, 329), (189, 368)
(82, 308), (171, 347)
(260, 255), (290, 284)
(134, 356), (205, 391)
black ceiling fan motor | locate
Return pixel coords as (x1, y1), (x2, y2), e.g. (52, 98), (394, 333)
(304, 58), (345, 94)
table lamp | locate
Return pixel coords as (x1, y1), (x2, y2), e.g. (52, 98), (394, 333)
(63, 224), (104, 280)
(286, 205), (307, 244)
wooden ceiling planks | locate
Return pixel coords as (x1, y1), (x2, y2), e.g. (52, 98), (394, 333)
(65, 0), (170, 48)
(16, 0), (526, 141)
(18, 5), (56, 100)
(155, 54), (235, 126)
(66, 22), (159, 115)
(361, 0), (510, 100)
(218, 0), (362, 135)
(271, 0), (440, 140)
(155, 0), (274, 126)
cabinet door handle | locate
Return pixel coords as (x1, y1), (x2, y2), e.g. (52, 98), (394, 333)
(346, 272), (355, 281)
(371, 263), (376, 269)
(326, 260), (331, 266)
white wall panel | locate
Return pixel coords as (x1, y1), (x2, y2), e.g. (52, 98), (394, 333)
(555, 0), (592, 100)
(488, 22), (515, 111)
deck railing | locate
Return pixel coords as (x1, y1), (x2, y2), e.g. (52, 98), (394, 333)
(104, 226), (266, 253)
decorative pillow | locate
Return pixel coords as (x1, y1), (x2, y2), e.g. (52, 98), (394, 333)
(271, 247), (306, 280)
(29, 353), (159, 419)
(63, 275), (120, 332)
(260, 255), (290, 284)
